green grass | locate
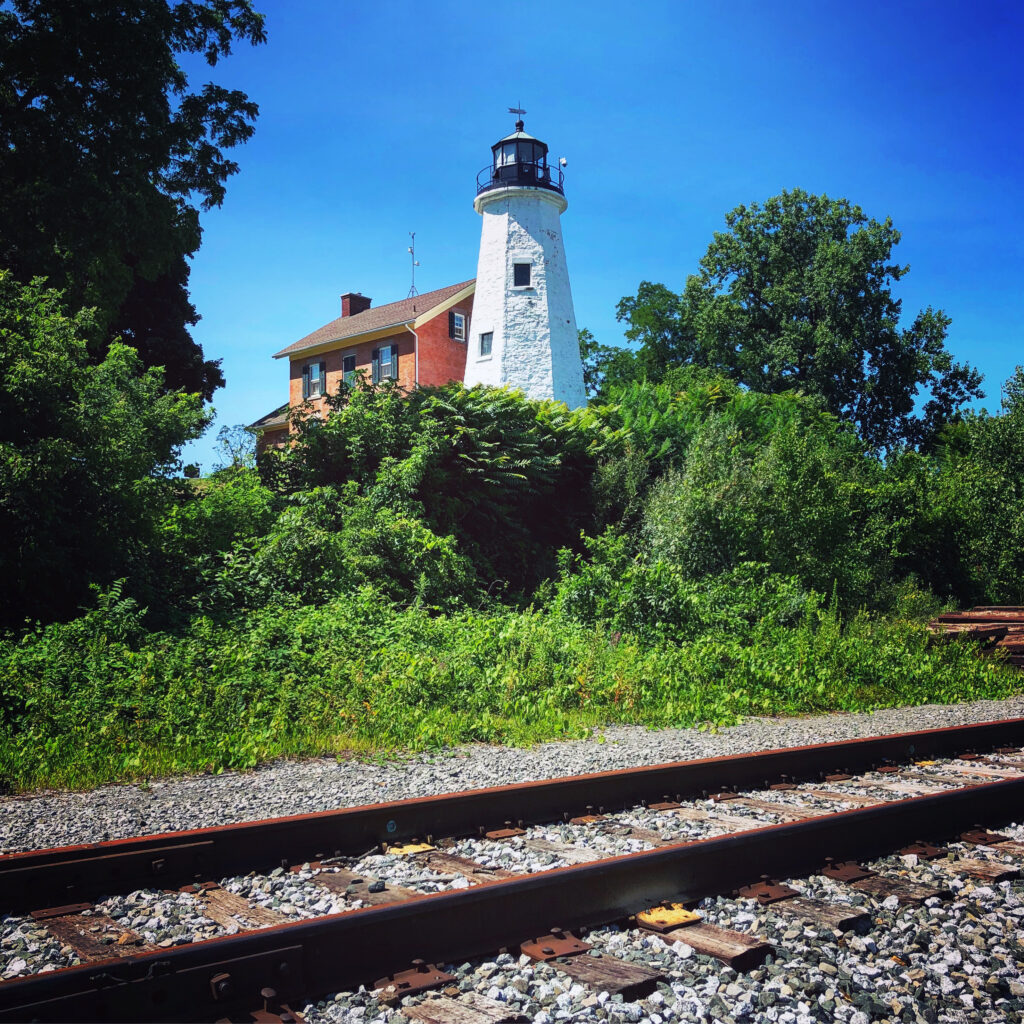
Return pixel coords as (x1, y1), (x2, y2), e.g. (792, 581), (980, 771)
(1, 591), (1021, 792)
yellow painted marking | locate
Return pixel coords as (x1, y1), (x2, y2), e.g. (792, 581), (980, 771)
(637, 903), (702, 929)
(385, 842), (436, 855)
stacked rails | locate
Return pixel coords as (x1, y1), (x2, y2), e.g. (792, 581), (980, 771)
(929, 606), (1024, 668)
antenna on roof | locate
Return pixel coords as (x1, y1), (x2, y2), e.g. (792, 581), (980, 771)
(406, 231), (420, 297)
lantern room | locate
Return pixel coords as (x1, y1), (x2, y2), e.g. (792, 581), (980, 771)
(476, 120), (565, 197)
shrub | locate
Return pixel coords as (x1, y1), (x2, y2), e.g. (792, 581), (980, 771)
(0, 274), (207, 627)
(642, 394), (897, 608)
(272, 382), (608, 597)
(214, 486), (477, 610)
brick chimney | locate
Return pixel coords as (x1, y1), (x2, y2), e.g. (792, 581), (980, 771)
(341, 292), (372, 317)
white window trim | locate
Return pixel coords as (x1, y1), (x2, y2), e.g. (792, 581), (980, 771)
(452, 311), (466, 342)
(306, 360), (325, 399)
(511, 261), (533, 289)
(372, 343), (399, 383)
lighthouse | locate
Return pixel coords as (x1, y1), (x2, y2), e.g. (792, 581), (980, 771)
(463, 117), (586, 408)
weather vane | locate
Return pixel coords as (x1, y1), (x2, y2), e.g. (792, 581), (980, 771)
(406, 231), (420, 298)
(508, 104), (526, 128)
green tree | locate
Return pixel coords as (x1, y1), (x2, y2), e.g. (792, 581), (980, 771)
(609, 283), (685, 388)
(212, 423), (259, 474)
(578, 327), (640, 401)
(149, 428), (276, 619)
(904, 367), (1024, 605)
(0, 273), (208, 627)
(617, 190), (983, 449)
(0, 0), (266, 399)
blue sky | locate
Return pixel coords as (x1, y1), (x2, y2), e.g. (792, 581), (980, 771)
(183, 0), (1023, 470)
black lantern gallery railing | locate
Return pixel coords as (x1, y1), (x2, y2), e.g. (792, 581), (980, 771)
(476, 159), (565, 196)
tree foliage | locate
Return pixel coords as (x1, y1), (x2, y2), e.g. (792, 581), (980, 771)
(641, 395), (895, 607)
(0, 273), (208, 627)
(579, 326), (642, 400)
(0, 0), (266, 398)
(616, 190), (983, 449)
(908, 367), (1024, 605)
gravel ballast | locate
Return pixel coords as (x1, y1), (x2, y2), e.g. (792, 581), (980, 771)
(2, 696), (1024, 854)
(300, 821), (1024, 1024)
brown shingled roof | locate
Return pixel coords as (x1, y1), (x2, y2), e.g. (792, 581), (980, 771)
(249, 403), (289, 430)
(273, 279), (474, 359)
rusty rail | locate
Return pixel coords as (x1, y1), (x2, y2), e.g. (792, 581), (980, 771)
(3, 717), (1024, 915)
(4, 717), (1024, 910)
(1, 775), (1022, 1022)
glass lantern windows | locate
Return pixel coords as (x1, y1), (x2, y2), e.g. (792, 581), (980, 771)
(479, 124), (561, 196)
(494, 140), (547, 171)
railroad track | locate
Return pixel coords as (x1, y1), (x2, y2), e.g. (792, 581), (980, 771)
(1, 718), (1023, 1022)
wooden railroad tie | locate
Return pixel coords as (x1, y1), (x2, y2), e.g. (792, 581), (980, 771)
(313, 868), (420, 906)
(849, 875), (951, 905)
(196, 887), (289, 931)
(405, 992), (526, 1024)
(663, 922), (773, 970)
(39, 911), (159, 961)
(551, 954), (662, 1001)
(518, 928), (663, 999)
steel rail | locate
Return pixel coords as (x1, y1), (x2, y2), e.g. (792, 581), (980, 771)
(1, 776), (1022, 1023)
(2, 717), (1023, 915)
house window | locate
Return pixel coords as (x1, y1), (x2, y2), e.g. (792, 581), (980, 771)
(479, 332), (493, 358)
(449, 310), (466, 342)
(302, 360), (326, 399)
(372, 344), (398, 383)
(513, 263), (531, 287)
(342, 354), (356, 385)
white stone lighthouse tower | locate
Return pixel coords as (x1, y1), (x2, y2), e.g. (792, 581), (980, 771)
(463, 119), (586, 408)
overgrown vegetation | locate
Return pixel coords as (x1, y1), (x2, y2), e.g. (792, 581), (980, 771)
(2, 350), (1023, 789)
(4, 579), (1019, 791)
(597, 190), (982, 451)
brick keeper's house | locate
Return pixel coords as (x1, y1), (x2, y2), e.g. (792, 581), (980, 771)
(251, 280), (475, 449)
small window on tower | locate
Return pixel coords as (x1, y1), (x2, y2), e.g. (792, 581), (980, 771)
(479, 332), (493, 358)
(513, 263), (531, 287)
